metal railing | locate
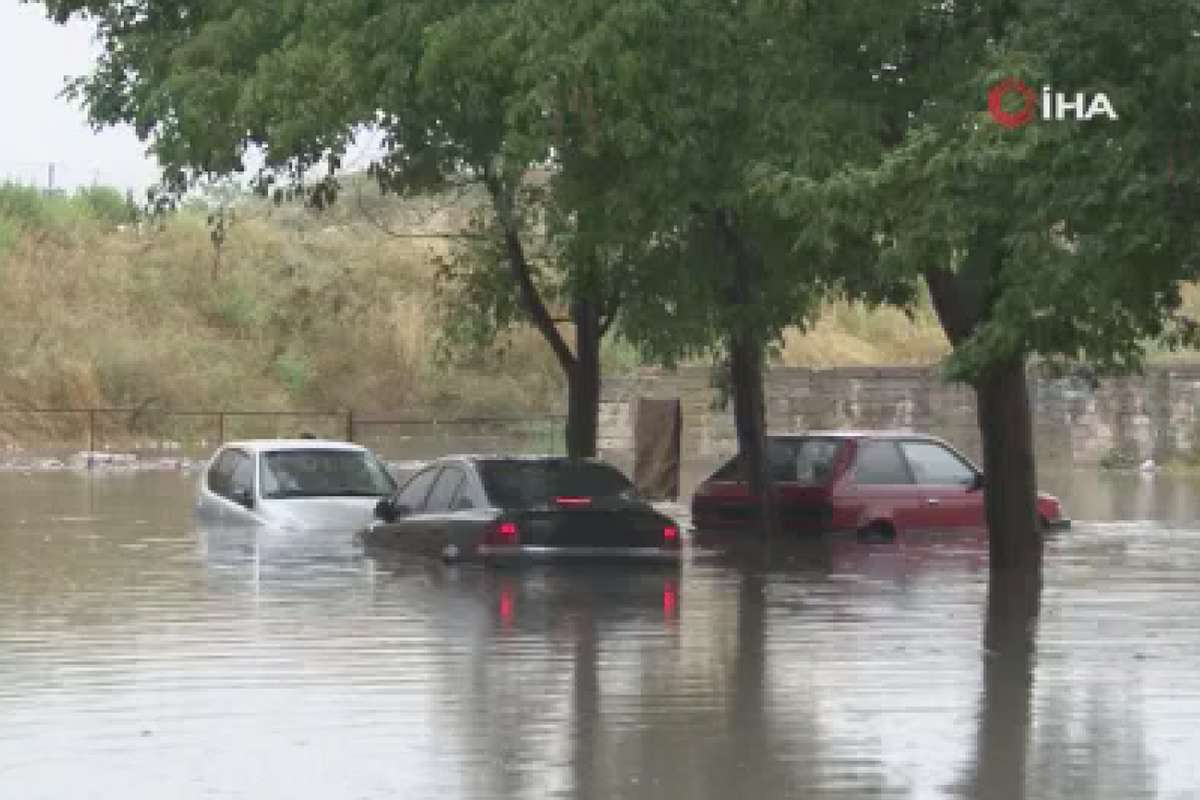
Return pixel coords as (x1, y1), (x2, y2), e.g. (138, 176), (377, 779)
(0, 407), (567, 464)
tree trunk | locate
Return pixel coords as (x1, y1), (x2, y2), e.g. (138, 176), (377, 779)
(975, 357), (1041, 571)
(924, 267), (1042, 570)
(716, 208), (779, 537)
(566, 298), (602, 459)
(729, 328), (780, 537)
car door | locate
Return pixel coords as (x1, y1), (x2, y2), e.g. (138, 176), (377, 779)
(839, 438), (923, 533)
(770, 438), (844, 531)
(897, 440), (985, 531)
(409, 467), (467, 556)
(378, 466), (442, 544)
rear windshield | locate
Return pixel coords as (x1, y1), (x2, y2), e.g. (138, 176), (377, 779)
(710, 438), (844, 484)
(479, 460), (633, 508)
(260, 449), (397, 499)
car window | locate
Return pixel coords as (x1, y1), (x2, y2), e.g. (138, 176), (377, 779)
(900, 441), (976, 485)
(425, 468), (465, 513)
(229, 452), (254, 497)
(711, 454), (744, 481)
(396, 467), (441, 512)
(260, 449), (396, 499)
(451, 481), (476, 510)
(708, 439), (842, 485)
(207, 450), (235, 496)
(794, 439), (843, 484)
(852, 440), (914, 485)
(479, 460), (633, 508)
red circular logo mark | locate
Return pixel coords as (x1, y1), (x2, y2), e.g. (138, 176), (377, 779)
(987, 78), (1036, 128)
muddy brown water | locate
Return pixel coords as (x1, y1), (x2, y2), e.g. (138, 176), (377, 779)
(1, 469), (1198, 799)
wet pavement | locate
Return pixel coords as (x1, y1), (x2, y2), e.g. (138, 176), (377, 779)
(1, 469), (1199, 799)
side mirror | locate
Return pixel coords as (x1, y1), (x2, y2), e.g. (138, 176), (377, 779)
(232, 487), (254, 509)
(375, 497), (396, 522)
(968, 472), (985, 492)
(374, 498), (412, 523)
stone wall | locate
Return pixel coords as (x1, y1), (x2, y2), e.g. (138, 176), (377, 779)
(598, 364), (1200, 498)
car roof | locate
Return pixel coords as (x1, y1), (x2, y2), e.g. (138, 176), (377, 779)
(771, 430), (943, 440)
(433, 454), (609, 465)
(221, 439), (368, 454)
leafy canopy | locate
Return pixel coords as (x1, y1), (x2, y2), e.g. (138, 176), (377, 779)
(755, 0), (1200, 379)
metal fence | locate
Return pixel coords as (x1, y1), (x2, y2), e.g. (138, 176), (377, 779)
(0, 407), (566, 463)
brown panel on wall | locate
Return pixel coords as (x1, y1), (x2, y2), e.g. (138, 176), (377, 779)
(633, 397), (682, 501)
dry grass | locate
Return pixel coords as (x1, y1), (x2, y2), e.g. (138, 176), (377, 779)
(780, 299), (951, 367)
(14, 181), (1199, 449)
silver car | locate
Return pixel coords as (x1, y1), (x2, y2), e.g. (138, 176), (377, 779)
(195, 439), (398, 531)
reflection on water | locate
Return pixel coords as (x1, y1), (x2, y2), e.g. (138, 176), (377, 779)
(1, 470), (1199, 798)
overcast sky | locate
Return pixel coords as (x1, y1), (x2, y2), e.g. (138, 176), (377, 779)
(0, 2), (161, 192)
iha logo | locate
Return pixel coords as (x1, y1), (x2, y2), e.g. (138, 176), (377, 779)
(987, 77), (1119, 128)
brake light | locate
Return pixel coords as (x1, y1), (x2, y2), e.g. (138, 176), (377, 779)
(484, 520), (519, 545)
(554, 496), (592, 507)
(663, 524), (678, 543)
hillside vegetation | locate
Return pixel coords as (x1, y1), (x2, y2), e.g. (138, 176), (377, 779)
(7, 179), (1127, 430)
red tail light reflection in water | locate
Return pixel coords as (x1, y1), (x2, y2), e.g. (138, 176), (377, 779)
(662, 579), (679, 620)
(498, 584), (515, 626)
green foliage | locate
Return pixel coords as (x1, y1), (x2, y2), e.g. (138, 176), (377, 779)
(0, 218), (18, 256)
(210, 285), (263, 332)
(0, 183), (49, 227)
(273, 351), (312, 396)
(755, 0), (1200, 382)
(75, 185), (135, 225)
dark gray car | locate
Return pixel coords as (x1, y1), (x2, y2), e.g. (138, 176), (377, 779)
(360, 456), (682, 562)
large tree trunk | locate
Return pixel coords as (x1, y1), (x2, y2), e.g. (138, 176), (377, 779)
(719, 209), (779, 537)
(975, 357), (1041, 571)
(924, 267), (1041, 569)
(485, 176), (610, 461)
(729, 328), (780, 537)
(566, 298), (603, 459)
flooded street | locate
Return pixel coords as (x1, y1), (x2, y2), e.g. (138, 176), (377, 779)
(1, 469), (1199, 798)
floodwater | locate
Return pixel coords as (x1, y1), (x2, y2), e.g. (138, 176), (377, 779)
(1, 469), (1199, 799)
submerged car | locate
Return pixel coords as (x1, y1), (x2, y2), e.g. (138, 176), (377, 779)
(361, 455), (682, 562)
(690, 431), (1070, 537)
(195, 439), (398, 531)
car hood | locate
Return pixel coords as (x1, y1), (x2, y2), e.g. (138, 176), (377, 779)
(256, 496), (382, 531)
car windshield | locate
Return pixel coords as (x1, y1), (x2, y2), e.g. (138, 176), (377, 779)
(479, 460), (634, 508)
(260, 449), (397, 499)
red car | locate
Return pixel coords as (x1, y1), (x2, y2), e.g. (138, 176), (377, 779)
(690, 431), (1070, 537)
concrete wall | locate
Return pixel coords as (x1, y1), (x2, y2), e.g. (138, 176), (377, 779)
(598, 364), (1200, 498)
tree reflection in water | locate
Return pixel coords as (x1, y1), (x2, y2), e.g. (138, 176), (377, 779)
(966, 566), (1041, 800)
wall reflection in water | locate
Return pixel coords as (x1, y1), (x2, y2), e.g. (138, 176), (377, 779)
(1, 471), (1198, 798)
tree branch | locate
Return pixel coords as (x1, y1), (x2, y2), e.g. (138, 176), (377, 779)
(598, 282), (623, 338)
(484, 174), (577, 373)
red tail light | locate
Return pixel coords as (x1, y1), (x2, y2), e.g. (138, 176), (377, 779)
(554, 496), (592, 507)
(663, 524), (678, 543)
(484, 520), (520, 545)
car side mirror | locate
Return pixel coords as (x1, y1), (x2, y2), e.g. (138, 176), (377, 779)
(232, 487), (254, 509)
(968, 472), (985, 492)
(374, 498), (412, 523)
